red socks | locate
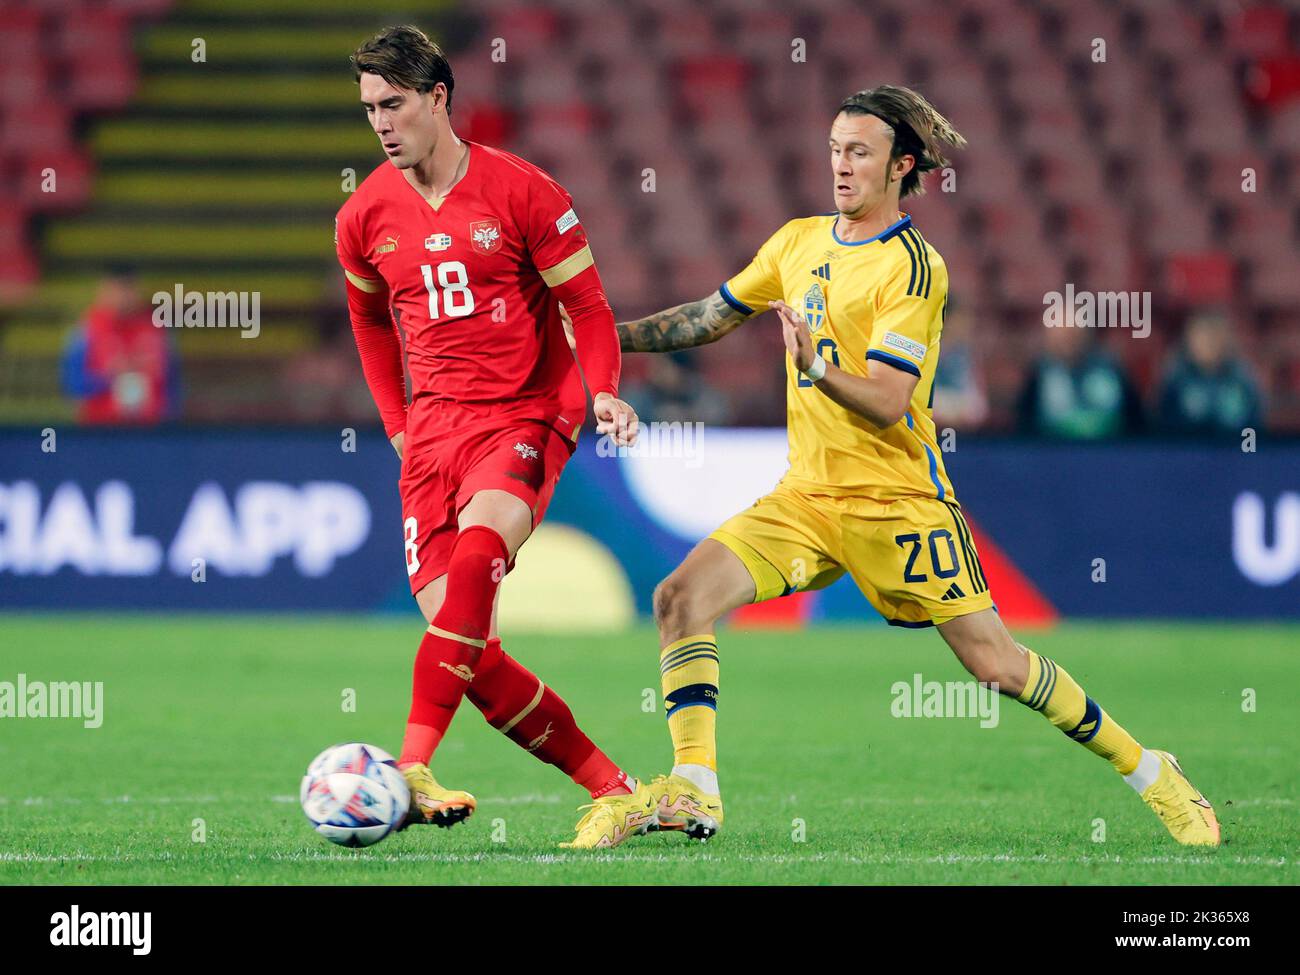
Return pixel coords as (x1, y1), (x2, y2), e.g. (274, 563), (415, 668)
(397, 524), (631, 799)
(399, 526), (507, 767)
(468, 637), (632, 797)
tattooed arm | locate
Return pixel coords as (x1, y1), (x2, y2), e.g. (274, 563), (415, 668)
(616, 291), (752, 352)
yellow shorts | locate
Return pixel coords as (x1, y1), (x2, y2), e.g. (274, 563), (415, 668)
(711, 484), (994, 628)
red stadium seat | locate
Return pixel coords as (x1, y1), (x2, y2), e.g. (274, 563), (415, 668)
(459, 102), (517, 149)
(19, 150), (94, 211)
(1250, 257), (1300, 306)
(1224, 4), (1291, 60)
(1247, 57), (1300, 110)
(0, 51), (52, 107)
(0, 104), (76, 158)
(0, 8), (42, 57)
(652, 8), (720, 59)
(58, 8), (130, 52)
(1165, 253), (1235, 304)
(0, 202), (37, 291)
(485, 6), (562, 62)
(674, 57), (753, 121)
(66, 57), (138, 112)
(106, 0), (176, 15)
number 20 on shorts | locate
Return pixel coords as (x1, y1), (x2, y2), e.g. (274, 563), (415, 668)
(894, 529), (961, 583)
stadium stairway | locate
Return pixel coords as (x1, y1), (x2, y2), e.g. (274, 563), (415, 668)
(0, 0), (467, 423)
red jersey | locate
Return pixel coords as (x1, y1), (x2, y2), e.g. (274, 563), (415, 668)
(336, 141), (601, 431)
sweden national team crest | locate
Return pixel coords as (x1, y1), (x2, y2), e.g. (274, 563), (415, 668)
(803, 281), (826, 332)
(470, 219), (503, 254)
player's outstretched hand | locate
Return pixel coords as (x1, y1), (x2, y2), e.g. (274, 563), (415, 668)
(771, 299), (814, 372)
(593, 391), (639, 447)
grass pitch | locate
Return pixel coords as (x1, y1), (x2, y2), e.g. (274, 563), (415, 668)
(0, 616), (1296, 885)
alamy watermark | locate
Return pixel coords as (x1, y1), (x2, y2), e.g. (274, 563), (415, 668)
(152, 285), (260, 339)
(596, 421), (705, 468)
(50, 906), (150, 954)
(0, 674), (104, 728)
(890, 673), (1000, 728)
(1043, 284), (1150, 338)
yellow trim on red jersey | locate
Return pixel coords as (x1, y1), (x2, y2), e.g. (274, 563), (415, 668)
(344, 269), (385, 293)
(539, 244), (594, 288)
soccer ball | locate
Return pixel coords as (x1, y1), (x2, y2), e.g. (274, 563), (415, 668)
(300, 742), (410, 847)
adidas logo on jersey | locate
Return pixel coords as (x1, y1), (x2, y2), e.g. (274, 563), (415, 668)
(811, 262), (831, 280)
(940, 582), (966, 601)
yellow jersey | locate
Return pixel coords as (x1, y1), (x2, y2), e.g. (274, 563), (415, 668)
(722, 212), (955, 503)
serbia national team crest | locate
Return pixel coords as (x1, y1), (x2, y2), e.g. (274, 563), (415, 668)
(470, 219), (503, 254)
(803, 282), (826, 332)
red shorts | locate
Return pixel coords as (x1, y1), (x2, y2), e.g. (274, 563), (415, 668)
(398, 403), (578, 595)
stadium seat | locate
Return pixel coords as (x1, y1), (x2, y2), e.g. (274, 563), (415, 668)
(1165, 253), (1236, 304)
(3, 0), (1298, 431)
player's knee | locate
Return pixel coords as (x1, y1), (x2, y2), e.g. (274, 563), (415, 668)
(651, 577), (679, 627)
(653, 573), (713, 632)
(958, 642), (1022, 694)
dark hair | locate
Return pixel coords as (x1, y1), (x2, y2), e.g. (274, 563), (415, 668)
(352, 26), (454, 112)
(837, 85), (966, 198)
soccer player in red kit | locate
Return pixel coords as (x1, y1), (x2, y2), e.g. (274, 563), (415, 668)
(336, 26), (655, 849)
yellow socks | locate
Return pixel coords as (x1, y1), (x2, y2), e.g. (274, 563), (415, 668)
(660, 635), (719, 770)
(1017, 649), (1143, 775)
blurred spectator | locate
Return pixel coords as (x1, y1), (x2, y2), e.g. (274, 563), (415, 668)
(60, 268), (180, 424)
(621, 352), (732, 426)
(1156, 309), (1263, 437)
(932, 302), (988, 429)
(1016, 322), (1143, 439)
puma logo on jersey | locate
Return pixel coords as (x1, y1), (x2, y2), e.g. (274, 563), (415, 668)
(375, 235), (399, 255)
(438, 662), (474, 682)
(514, 442), (539, 461)
(526, 722), (555, 752)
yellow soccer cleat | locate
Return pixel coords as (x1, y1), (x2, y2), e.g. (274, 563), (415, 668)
(1140, 750), (1220, 847)
(560, 780), (656, 850)
(648, 773), (724, 841)
(399, 763), (476, 829)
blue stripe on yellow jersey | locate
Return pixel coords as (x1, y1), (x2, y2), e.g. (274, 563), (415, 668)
(724, 212), (955, 503)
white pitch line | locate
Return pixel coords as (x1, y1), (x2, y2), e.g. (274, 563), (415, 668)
(3, 794), (1294, 808)
(0, 851), (1293, 868)
(0, 793), (571, 806)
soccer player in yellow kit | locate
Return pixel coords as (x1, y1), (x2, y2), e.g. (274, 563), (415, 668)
(615, 86), (1220, 847)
